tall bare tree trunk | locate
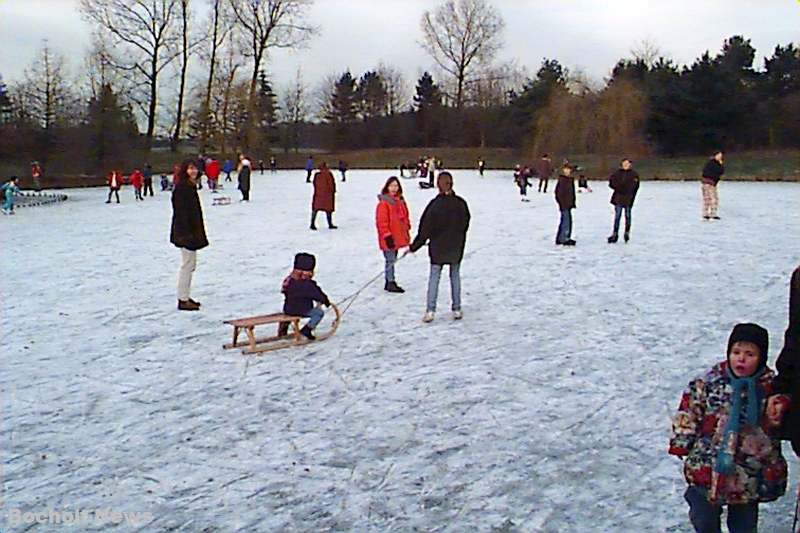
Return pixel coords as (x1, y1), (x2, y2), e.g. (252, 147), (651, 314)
(201, 0), (222, 152)
(172, 0), (190, 151)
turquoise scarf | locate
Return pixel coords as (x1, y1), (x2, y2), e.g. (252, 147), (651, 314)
(714, 366), (764, 474)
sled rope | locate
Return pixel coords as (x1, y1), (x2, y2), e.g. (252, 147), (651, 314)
(335, 251), (411, 317)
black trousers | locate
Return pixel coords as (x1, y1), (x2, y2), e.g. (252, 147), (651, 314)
(306, 169), (313, 182)
(107, 188), (120, 202)
(538, 178), (549, 192)
(144, 179), (154, 196)
(311, 210), (334, 227)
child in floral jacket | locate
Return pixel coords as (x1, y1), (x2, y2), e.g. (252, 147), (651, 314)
(669, 323), (790, 532)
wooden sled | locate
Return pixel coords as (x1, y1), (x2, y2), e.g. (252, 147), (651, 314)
(212, 196), (232, 205)
(223, 303), (341, 354)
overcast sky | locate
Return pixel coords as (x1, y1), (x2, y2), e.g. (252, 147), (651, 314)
(1, 0), (798, 91)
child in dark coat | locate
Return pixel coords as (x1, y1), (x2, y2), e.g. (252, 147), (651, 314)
(281, 253), (331, 340)
(670, 323), (789, 532)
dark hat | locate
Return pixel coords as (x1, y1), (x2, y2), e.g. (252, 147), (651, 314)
(727, 323), (769, 370)
(293, 252), (316, 272)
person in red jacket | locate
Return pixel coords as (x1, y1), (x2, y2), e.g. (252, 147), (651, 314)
(205, 158), (220, 191)
(130, 169), (144, 201)
(375, 176), (411, 293)
(105, 169), (123, 204)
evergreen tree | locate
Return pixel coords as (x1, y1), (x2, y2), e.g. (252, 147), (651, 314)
(326, 71), (357, 149)
(0, 75), (12, 125)
(505, 59), (567, 147)
(84, 83), (139, 170)
(357, 70), (388, 121)
(414, 72), (443, 146)
(256, 70), (280, 150)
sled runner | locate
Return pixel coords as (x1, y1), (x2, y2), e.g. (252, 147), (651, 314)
(212, 196), (232, 206)
(223, 303), (341, 354)
(418, 181), (434, 189)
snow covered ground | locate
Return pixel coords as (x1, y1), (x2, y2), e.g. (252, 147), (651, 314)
(2, 169), (799, 532)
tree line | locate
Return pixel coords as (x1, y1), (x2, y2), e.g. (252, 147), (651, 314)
(0, 0), (797, 175)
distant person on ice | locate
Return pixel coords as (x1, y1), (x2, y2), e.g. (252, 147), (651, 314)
(607, 158), (640, 243)
(31, 161), (42, 191)
(514, 165), (532, 201)
(410, 171), (470, 323)
(160, 173), (170, 191)
(305, 155), (315, 183)
(130, 168), (145, 201)
(143, 164), (154, 196)
(280, 252), (331, 340)
(701, 150), (724, 220)
(376, 176), (412, 293)
(105, 169), (122, 204)
(269, 155), (277, 173)
(554, 164), (576, 246)
(338, 160), (348, 182)
(223, 159), (233, 182)
(669, 323), (788, 533)
(310, 162), (337, 230)
(237, 155), (251, 202)
(205, 157), (220, 191)
(1, 176), (21, 215)
(536, 153), (553, 193)
(477, 157), (486, 177)
(170, 159), (209, 311)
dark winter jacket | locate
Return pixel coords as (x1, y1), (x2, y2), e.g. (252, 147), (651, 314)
(555, 174), (576, 210)
(170, 179), (208, 251)
(283, 278), (330, 316)
(774, 266), (800, 455)
(609, 169), (640, 207)
(535, 159), (553, 179)
(701, 159), (724, 185)
(409, 192), (470, 265)
(238, 164), (251, 191)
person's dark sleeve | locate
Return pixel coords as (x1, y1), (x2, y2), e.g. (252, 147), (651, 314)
(462, 199), (471, 233)
(410, 203), (433, 252)
(776, 267), (800, 393)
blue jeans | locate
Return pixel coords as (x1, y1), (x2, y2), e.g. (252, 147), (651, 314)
(3, 196), (13, 211)
(556, 209), (572, 243)
(383, 250), (397, 283)
(613, 205), (632, 235)
(427, 263), (461, 312)
(304, 307), (325, 330)
(684, 486), (758, 533)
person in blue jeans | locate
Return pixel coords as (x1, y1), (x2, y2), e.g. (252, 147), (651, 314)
(554, 164), (576, 246)
(280, 252), (331, 340)
(409, 172), (470, 323)
(607, 158), (640, 243)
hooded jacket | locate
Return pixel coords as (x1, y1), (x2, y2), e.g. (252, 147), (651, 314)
(375, 193), (411, 251)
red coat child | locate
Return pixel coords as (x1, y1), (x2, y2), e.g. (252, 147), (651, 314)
(130, 170), (144, 189)
(375, 192), (411, 251)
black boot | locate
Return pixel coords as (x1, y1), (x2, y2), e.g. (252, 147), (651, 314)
(385, 281), (405, 293)
(300, 325), (316, 340)
(624, 232), (630, 243)
(607, 234), (618, 244)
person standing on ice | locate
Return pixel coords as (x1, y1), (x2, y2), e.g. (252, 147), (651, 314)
(535, 153), (553, 193)
(701, 150), (724, 220)
(477, 157), (486, 177)
(269, 155), (277, 173)
(554, 164), (577, 246)
(376, 176), (411, 293)
(338, 160), (348, 182)
(237, 155), (251, 202)
(310, 162), (337, 230)
(143, 164), (154, 197)
(607, 158), (640, 243)
(769, 266), (800, 456)
(1, 176), (21, 215)
(669, 323), (788, 533)
(223, 159), (233, 182)
(170, 159), (208, 311)
(205, 157), (220, 191)
(305, 155), (315, 183)
(105, 169), (122, 204)
(130, 168), (145, 201)
(410, 171), (470, 323)
(30, 161), (42, 191)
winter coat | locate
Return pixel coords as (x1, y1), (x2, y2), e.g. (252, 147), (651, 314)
(170, 179), (209, 251)
(409, 192), (470, 265)
(223, 160), (233, 174)
(312, 168), (336, 212)
(130, 171), (144, 189)
(238, 164), (251, 192)
(609, 169), (640, 207)
(375, 193), (411, 251)
(535, 159), (553, 179)
(555, 174), (576, 210)
(702, 159), (724, 186)
(774, 266), (800, 455)
(206, 160), (220, 180)
(305, 158), (315, 171)
(669, 361), (787, 505)
(283, 278), (330, 317)
(107, 171), (122, 189)
(143, 167), (153, 181)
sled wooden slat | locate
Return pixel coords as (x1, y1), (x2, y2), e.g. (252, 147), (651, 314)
(223, 304), (341, 355)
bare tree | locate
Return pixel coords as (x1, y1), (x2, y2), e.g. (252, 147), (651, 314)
(630, 38), (663, 68)
(172, 0), (191, 150)
(19, 42), (71, 131)
(80, 0), (181, 141)
(280, 68), (309, 153)
(377, 62), (410, 115)
(420, 0), (505, 109)
(198, 0), (231, 151)
(228, 0), (317, 148)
